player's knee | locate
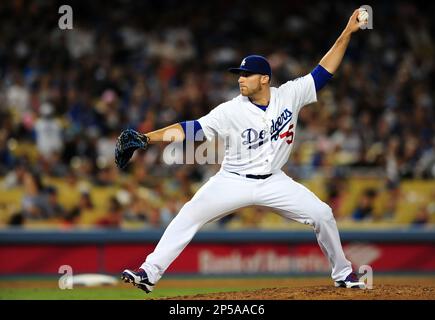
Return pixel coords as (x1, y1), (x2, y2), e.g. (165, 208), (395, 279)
(314, 203), (334, 224)
(178, 201), (197, 216)
(180, 200), (204, 214)
(178, 201), (206, 222)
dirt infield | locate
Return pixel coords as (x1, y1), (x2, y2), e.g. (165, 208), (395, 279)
(160, 276), (435, 300)
(166, 284), (434, 300)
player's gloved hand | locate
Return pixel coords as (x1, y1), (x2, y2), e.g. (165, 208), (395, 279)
(115, 129), (150, 169)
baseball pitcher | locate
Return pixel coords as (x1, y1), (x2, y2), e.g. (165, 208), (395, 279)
(117, 9), (369, 292)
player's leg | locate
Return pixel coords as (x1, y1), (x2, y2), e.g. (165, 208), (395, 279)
(255, 171), (354, 283)
(137, 170), (255, 286)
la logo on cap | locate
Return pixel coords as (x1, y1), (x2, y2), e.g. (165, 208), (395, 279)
(241, 59), (246, 66)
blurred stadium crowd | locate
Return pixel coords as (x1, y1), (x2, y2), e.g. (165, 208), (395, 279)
(0, 0), (434, 229)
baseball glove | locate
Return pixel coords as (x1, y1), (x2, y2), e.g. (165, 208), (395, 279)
(115, 129), (150, 169)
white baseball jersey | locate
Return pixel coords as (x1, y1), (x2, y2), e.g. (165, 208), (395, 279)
(197, 74), (317, 175)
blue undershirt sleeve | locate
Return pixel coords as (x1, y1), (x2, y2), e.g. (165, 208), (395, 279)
(311, 64), (333, 91)
(179, 120), (203, 141)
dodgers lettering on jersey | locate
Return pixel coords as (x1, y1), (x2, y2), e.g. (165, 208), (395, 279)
(241, 108), (293, 149)
(270, 108), (293, 141)
(241, 127), (267, 149)
(197, 74), (317, 175)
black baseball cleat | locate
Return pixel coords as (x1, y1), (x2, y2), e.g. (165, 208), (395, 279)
(121, 268), (155, 293)
(334, 272), (366, 289)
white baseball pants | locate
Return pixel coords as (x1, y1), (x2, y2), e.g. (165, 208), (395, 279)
(141, 169), (352, 284)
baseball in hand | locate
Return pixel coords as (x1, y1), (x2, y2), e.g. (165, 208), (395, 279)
(357, 8), (369, 25)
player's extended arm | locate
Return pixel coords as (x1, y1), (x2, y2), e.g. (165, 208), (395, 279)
(319, 9), (363, 74)
(146, 123), (185, 144)
(145, 121), (203, 144)
(115, 121), (201, 169)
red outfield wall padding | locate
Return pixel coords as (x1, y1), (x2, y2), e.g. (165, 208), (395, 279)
(1, 242), (434, 275)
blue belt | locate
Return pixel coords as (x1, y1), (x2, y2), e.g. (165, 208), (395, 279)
(229, 171), (272, 180)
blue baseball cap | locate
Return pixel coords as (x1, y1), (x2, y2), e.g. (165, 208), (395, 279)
(229, 55), (272, 78)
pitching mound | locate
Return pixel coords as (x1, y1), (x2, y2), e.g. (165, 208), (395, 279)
(164, 284), (435, 300)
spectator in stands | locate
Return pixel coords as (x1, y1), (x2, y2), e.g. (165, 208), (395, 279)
(34, 103), (63, 156)
(34, 102), (65, 175)
(0, 126), (15, 175)
(325, 174), (348, 219)
(412, 194), (435, 227)
(7, 170), (49, 224)
(95, 196), (123, 228)
(382, 180), (401, 220)
(351, 188), (378, 221)
(2, 159), (28, 189)
(159, 198), (179, 227)
(60, 207), (81, 229)
(5, 73), (30, 119)
(146, 206), (161, 228)
(412, 205), (430, 226)
(44, 186), (66, 219)
(123, 194), (148, 223)
(330, 116), (362, 165)
(61, 191), (94, 229)
(78, 191), (94, 211)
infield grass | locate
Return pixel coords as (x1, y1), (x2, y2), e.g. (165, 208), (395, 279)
(0, 286), (250, 300)
(0, 277), (270, 300)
